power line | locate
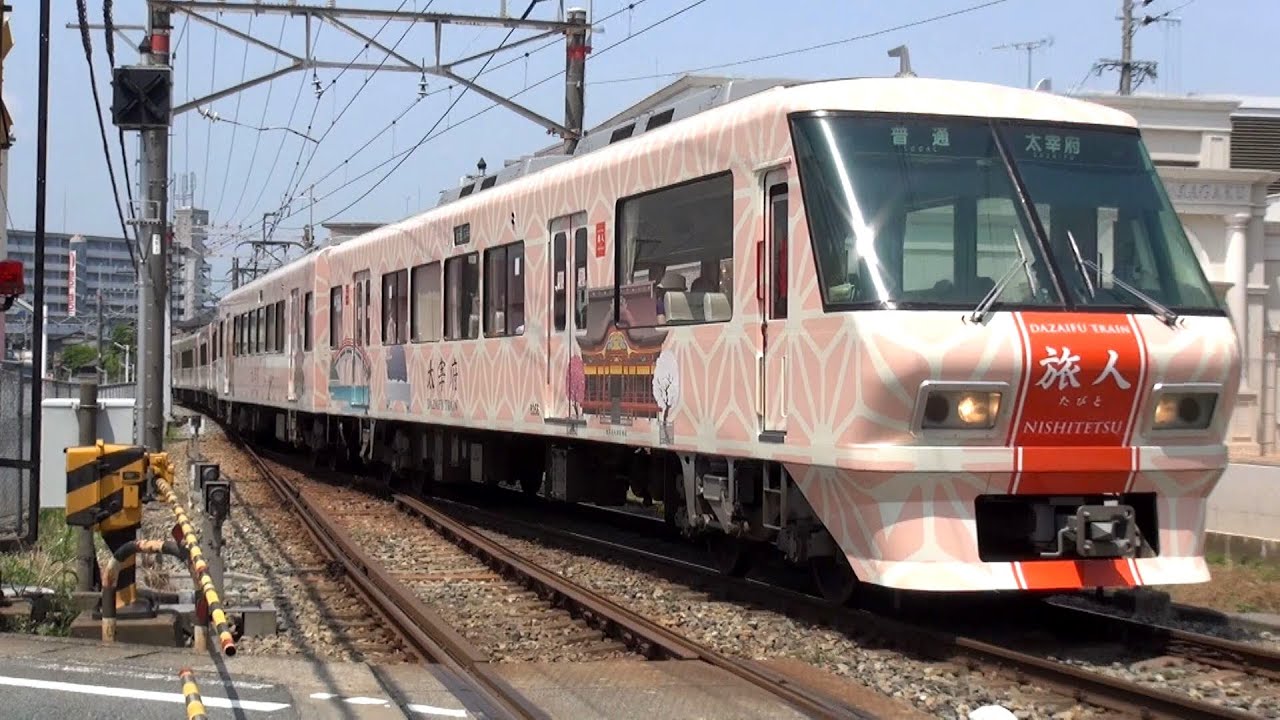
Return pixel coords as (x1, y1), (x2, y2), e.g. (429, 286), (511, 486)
(212, 13), (255, 220)
(225, 16), (288, 222)
(296, 0), (669, 228)
(75, 0), (138, 276)
(200, 15), (220, 208)
(102, 0), (139, 251)
(592, 0), (1010, 84)
(270, 0), (422, 239)
(313, 0), (549, 225)
(266, 0), (653, 234)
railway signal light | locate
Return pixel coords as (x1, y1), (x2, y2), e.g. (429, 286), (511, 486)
(194, 461), (219, 492)
(203, 478), (230, 522)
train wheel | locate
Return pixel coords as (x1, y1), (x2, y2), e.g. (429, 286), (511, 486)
(811, 553), (859, 606)
(708, 534), (753, 577)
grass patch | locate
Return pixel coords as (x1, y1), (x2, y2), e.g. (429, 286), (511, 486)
(0, 509), (82, 636)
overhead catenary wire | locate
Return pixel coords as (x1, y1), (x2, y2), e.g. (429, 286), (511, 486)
(76, 0), (138, 277)
(301, 0), (651, 200)
(225, 17), (288, 224)
(310, 0), (551, 225)
(591, 0), (1011, 85)
(200, 16), (221, 209)
(212, 14), (255, 221)
(269, 0), (421, 243)
(292, 0), (672, 228)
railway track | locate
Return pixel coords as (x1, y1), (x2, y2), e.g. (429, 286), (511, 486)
(422, 492), (1280, 720)
(231, 435), (873, 720)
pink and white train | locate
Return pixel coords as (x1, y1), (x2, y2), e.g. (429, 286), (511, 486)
(173, 77), (1240, 602)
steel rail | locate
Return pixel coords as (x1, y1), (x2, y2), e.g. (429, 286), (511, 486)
(1038, 601), (1280, 681)
(424, 495), (1264, 720)
(236, 439), (543, 720)
(393, 493), (877, 720)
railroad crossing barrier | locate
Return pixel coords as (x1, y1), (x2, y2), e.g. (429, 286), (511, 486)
(63, 442), (236, 656)
(64, 441), (152, 618)
(179, 668), (209, 720)
(155, 474), (237, 656)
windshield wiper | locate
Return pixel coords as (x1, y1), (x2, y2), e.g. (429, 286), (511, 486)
(1067, 230), (1179, 327)
(969, 230), (1035, 324)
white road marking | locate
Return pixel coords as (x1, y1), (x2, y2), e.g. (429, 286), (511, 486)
(26, 660), (276, 690)
(310, 691), (469, 717)
(0, 675), (290, 712)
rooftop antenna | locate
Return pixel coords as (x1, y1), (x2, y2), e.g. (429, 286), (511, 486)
(887, 45), (916, 78)
(993, 36), (1053, 89)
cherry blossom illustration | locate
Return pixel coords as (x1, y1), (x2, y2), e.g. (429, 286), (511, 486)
(652, 347), (680, 443)
(566, 354), (586, 419)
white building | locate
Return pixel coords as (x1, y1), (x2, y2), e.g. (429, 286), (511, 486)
(1081, 93), (1280, 454)
(171, 206), (212, 322)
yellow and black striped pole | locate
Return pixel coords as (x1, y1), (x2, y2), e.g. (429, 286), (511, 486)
(179, 668), (209, 720)
(154, 474), (237, 656)
(99, 539), (185, 642)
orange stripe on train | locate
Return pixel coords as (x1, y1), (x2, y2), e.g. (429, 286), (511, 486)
(1012, 312), (1145, 448)
(1017, 558), (1138, 590)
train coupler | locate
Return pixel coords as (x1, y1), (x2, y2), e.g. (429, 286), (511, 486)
(1041, 504), (1139, 559)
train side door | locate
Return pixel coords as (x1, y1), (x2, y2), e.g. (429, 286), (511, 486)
(223, 316), (233, 395)
(759, 170), (790, 436)
(546, 211), (588, 422)
(287, 289), (299, 401)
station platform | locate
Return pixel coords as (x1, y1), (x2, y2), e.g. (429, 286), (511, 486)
(0, 633), (887, 719)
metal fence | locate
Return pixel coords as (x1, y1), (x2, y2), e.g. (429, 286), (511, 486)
(0, 362), (32, 542)
(42, 379), (135, 400)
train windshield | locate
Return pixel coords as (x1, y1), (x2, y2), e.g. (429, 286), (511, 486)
(791, 113), (1222, 315)
(999, 122), (1221, 312)
(791, 114), (1061, 309)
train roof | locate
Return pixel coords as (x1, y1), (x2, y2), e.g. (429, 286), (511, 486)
(216, 75), (1138, 313)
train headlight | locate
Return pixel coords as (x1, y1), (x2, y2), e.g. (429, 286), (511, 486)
(1152, 392), (1217, 430)
(922, 390), (1002, 430)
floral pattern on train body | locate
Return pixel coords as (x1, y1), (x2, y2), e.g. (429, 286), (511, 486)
(181, 78), (1241, 592)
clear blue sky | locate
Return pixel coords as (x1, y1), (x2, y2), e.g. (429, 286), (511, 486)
(2, 0), (1276, 293)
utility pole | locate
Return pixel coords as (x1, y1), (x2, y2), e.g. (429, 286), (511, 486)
(1091, 0), (1157, 95)
(139, 5), (171, 451)
(1119, 0), (1134, 94)
(563, 7), (588, 154)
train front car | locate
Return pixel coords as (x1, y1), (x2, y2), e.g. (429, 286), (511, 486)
(780, 82), (1239, 602)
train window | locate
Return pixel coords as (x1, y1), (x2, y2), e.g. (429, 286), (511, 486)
(265, 303), (276, 353)
(444, 252), (480, 340)
(330, 287), (343, 348)
(411, 262), (442, 342)
(616, 172), (735, 327)
(256, 307), (265, 354)
(382, 269), (408, 345)
(573, 228), (587, 331)
(769, 184), (789, 319)
(303, 292), (314, 351)
(790, 115), (1061, 309)
(276, 300), (286, 353)
(200, 344), (207, 366)
(552, 231), (567, 331)
(483, 242), (525, 337)
(354, 271), (371, 347)
(233, 316), (239, 356)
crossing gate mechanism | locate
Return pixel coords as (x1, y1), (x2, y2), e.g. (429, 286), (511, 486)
(65, 442), (170, 618)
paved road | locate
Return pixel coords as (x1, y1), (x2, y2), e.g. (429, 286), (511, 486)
(0, 654), (297, 720)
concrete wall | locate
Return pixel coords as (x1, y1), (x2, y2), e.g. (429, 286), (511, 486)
(38, 398), (136, 509)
